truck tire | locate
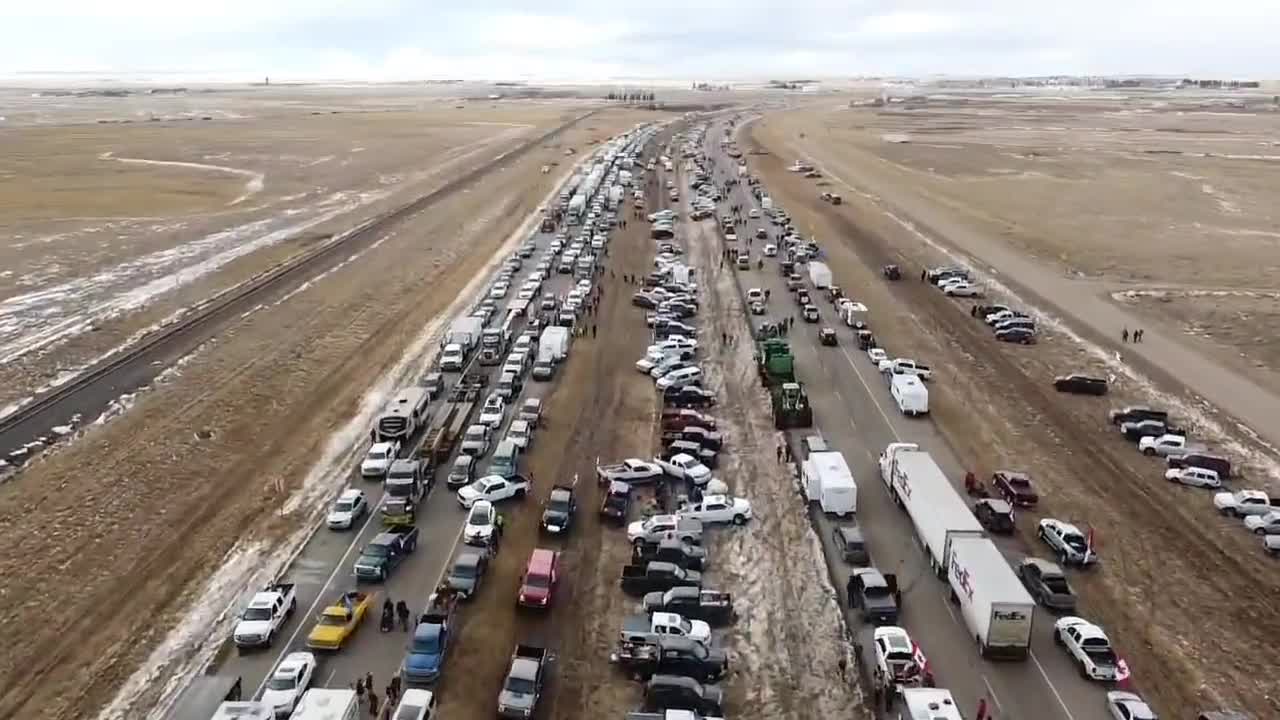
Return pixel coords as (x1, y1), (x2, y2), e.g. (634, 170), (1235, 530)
(732, 514), (747, 525)
(1143, 448), (1156, 457)
(288, 599), (297, 616)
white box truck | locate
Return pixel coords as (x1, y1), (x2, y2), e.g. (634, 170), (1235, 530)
(801, 451), (857, 516)
(890, 374), (929, 416)
(879, 442), (985, 575)
(948, 536), (1035, 659)
(899, 689), (963, 720)
(539, 326), (571, 363)
(444, 316), (484, 352)
(808, 261), (833, 289)
(761, 196), (774, 212)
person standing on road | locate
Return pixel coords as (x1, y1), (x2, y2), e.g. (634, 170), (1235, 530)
(396, 600), (410, 631)
(837, 657), (847, 682)
(1122, 327), (1129, 343)
(975, 697), (988, 720)
(367, 689), (379, 717)
(776, 444), (783, 463)
(784, 444), (792, 463)
(354, 678), (365, 708)
(921, 269), (927, 281)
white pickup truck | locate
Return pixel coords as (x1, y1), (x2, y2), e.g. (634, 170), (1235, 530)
(878, 358), (933, 381)
(597, 458), (665, 485)
(655, 453), (712, 486)
(678, 495), (753, 525)
(1053, 617), (1122, 682)
(1138, 433), (1205, 458)
(233, 583), (297, 647)
(620, 611), (712, 644)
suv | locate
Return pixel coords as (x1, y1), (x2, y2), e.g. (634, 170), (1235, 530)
(643, 675), (724, 716)
(518, 549), (559, 609)
(832, 525), (869, 564)
(447, 455), (476, 489)
(1053, 374), (1109, 396)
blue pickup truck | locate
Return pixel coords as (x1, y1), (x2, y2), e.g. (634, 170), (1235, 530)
(354, 526), (419, 581)
(402, 594), (456, 684)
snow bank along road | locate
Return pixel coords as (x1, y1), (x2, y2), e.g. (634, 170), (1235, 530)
(159, 122), (659, 720)
(0, 111), (596, 467)
(704, 117), (1112, 720)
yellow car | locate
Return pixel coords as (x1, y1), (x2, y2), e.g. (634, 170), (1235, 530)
(306, 590), (373, 650)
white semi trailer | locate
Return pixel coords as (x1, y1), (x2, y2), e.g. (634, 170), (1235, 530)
(879, 442), (984, 575)
(947, 536), (1035, 659)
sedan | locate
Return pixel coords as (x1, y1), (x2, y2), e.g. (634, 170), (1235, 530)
(1106, 691), (1159, 720)
(1164, 467), (1221, 489)
(995, 327), (1037, 345)
(944, 282), (984, 297)
(463, 500), (498, 546)
(326, 489), (368, 530)
(1244, 511), (1280, 535)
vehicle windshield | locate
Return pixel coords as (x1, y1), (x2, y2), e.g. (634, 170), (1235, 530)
(362, 545), (390, 558)
(317, 614), (348, 626)
(452, 561), (476, 579)
(367, 448), (389, 460)
(864, 584), (889, 599)
(1043, 576), (1071, 593)
(266, 674), (297, 691)
(548, 495), (571, 512)
(388, 469), (414, 482)
(468, 508), (491, 526)
(395, 706), (425, 720)
(386, 483), (411, 498)
(243, 607), (273, 621)
(334, 499), (356, 513)
(525, 572), (551, 589)
(1064, 534), (1088, 553)
(1009, 477), (1032, 490)
(505, 677), (536, 694)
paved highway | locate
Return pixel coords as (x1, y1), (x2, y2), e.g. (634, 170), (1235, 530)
(702, 118), (1111, 720)
(199, 154), (616, 708)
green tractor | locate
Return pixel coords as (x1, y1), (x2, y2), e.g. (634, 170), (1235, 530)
(755, 338), (795, 387)
(772, 382), (814, 429)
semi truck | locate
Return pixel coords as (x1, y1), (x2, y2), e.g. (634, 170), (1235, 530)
(800, 450), (857, 516)
(947, 536), (1035, 659)
(879, 442), (985, 575)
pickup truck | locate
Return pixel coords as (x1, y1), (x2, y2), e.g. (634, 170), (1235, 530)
(233, 583), (297, 647)
(611, 636), (728, 684)
(677, 495), (752, 525)
(663, 440), (718, 470)
(642, 587), (735, 627)
(629, 709), (725, 720)
(643, 675), (725, 717)
(598, 458), (665, 485)
(621, 561), (702, 596)
(1214, 490), (1280, 518)
(1053, 617), (1123, 682)
(1139, 433), (1205, 458)
(1037, 518), (1097, 566)
(661, 427), (723, 452)
(847, 568), (900, 624)
(354, 527), (420, 581)
(621, 611), (711, 644)
(601, 480), (632, 523)
(497, 643), (549, 719)
(633, 538), (707, 571)
(541, 484), (577, 534)
(654, 453), (712, 485)
(628, 515), (705, 546)
(661, 409), (717, 431)
(878, 358), (933, 381)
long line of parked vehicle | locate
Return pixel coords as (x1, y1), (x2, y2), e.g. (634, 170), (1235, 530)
(188, 124), (671, 720)
(714, 135), (1166, 720)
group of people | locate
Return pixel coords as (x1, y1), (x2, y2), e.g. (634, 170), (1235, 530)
(380, 598), (411, 632)
(1121, 327), (1146, 343)
(352, 671), (400, 718)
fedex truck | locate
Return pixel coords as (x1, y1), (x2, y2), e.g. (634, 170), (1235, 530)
(948, 536), (1035, 659)
(879, 442), (984, 575)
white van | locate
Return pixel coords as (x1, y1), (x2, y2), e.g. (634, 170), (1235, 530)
(891, 374), (929, 416)
(288, 688), (357, 720)
(656, 366), (702, 391)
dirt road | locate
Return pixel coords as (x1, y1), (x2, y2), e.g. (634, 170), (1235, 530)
(0, 109), (651, 720)
(746, 119), (1280, 719)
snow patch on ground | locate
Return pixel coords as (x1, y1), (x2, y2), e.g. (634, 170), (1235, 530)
(0, 189), (388, 366)
(104, 155), (267, 206)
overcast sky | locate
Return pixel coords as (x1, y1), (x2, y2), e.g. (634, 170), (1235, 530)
(4, 0), (1277, 81)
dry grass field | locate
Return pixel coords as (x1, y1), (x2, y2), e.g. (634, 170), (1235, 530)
(0, 89), (584, 410)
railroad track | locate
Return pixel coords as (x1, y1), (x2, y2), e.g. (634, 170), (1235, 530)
(0, 110), (597, 462)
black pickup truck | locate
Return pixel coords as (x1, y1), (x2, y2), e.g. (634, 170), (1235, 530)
(632, 538), (707, 571)
(642, 586), (735, 627)
(611, 636), (728, 683)
(354, 526), (419, 582)
(660, 426), (723, 452)
(847, 567), (900, 625)
(620, 561), (702, 596)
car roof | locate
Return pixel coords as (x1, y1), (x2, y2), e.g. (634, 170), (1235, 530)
(527, 548), (557, 573)
(454, 552), (482, 568)
(837, 525), (864, 541)
(1021, 557), (1064, 574)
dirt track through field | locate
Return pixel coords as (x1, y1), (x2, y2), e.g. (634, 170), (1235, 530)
(747, 122), (1280, 719)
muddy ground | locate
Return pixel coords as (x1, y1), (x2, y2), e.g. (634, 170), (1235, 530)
(0, 107), (654, 720)
(0, 96), (580, 410)
(747, 119), (1280, 719)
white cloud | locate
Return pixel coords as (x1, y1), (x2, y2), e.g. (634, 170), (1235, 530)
(0, 0), (1277, 80)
